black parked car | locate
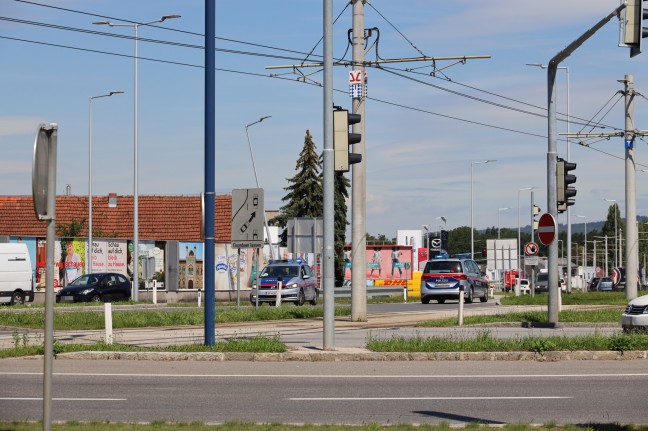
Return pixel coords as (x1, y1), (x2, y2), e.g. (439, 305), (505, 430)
(56, 272), (131, 303)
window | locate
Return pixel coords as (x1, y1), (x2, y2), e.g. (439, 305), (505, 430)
(424, 260), (462, 274)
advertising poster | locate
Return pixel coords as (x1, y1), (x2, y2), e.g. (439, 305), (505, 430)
(90, 240), (107, 273)
(57, 239), (86, 286)
(106, 240), (128, 276)
(343, 245), (413, 282)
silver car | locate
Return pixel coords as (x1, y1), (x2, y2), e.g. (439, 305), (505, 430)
(250, 260), (318, 306)
(621, 293), (648, 331)
(419, 258), (489, 304)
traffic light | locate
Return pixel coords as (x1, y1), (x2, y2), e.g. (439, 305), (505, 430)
(557, 157), (577, 213)
(532, 205), (541, 232)
(333, 107), (362, 172)
(624, 0), (648, 57)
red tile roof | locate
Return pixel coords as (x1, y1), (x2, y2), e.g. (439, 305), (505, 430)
(0, 195), (232, 242)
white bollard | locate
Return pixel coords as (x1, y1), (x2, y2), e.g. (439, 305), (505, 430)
(152, 280), (158, 304)
(198, 289), (202, 307)
(104, 302), (113, 345)
(403, 285), (407, 302)
(458, 285), (464, 326)
(276, 279), (283, 307)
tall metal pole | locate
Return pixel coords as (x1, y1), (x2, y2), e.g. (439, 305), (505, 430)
(351, 0), (367, 322)
(547, 64), (560, 325)
(42, 124), (57, 431)
(88, 91), (122, 274)
(93, 15), (180, 301)
(322, 0), (335, 349)
(518, 187), (534, 265)
(245, 116), (275, 260)
(565, 66), (572, 295)
(204, 1), (215, 346)
(623, 74), (638, 300)
(88, 98), (93, 274)
(545, 2), (623, 324)
(133, 22), (139, 300)
(470, 160), (496, 259)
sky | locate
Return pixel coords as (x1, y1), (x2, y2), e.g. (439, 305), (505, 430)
(2, 0), (648, 240)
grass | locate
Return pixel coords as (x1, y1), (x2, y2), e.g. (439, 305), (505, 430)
(1, 421), (647, 431)
(416, 308), (624, 327)
(0, 334), (286, 359)
(366, 330), (648, 354)
(500, 290), (630, 305)
(0, 305), (352, 330)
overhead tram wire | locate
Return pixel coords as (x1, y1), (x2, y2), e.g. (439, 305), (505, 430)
(0, 16), (318, 64)
(5, 6), (615, 134)
(4, 13), (637, 161)
(11, 0), (325, 60)
(13, 0), (626, 137)
(0, 33), (550, 141)
(7, 33), (646, 169)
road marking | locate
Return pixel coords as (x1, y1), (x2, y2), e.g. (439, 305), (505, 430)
(0, 398), (126, 401)
(2, 372), (647, 379)
(290, 396), (573, 401)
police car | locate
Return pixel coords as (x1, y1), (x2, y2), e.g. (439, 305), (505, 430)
(250, 259), (318, 306)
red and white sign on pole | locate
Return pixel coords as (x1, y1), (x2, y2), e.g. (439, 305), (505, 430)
(349, 70), (366, 98)
(537, 213), (557, 246)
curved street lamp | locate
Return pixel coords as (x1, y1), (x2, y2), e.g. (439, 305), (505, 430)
(88, 91), (124, 272)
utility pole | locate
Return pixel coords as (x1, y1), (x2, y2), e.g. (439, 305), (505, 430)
(622, 74), (639, 300)
(351, 0), (367, 322)
(267, 8), (489, 323)
(322, 0), (335, 349)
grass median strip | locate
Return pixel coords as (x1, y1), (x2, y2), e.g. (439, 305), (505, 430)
(0, 306), (352, 331)
(366, 330), (648, 354)
(416, 308), (624, 327)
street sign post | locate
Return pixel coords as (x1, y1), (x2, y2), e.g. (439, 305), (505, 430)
(537, 213), (557, 246)
(525, 242), (539, 256)
(231, 188), (264, 249)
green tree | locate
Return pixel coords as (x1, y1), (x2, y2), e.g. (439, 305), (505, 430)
(602, 203), (624, 267)
(270, 130), (324, 245)
(333, 172), (350, 286)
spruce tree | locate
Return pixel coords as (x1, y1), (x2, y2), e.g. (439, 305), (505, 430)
(270, 130), (323, 245)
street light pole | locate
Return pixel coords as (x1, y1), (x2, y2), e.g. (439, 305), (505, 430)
(518, 187), (535, 267)
(497, 207), (510, 240)
(94, 15), (181, 301)
(422, 225), (429, 259)
(527, 63), (571, 294)
(88, 91), (123, 273)
(604, 198), (618, 269)
(245, 116), (275, 260)
(471, 160), (496, 258)
(576, 214), (587, 270)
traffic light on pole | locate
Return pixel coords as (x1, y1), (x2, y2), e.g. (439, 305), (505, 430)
(624, 0), (648, 57)
(333, 107), (362, 172)
(557, 157), (577, 213)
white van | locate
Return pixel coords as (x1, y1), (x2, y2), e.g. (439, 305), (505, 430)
(0, 243), (34, 305)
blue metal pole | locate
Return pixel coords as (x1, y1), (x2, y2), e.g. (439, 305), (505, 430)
(204, 0), (216, 346)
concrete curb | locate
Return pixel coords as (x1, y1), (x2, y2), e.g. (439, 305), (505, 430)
(52, 349), (648, 362)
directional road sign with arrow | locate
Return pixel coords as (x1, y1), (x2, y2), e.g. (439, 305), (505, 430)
(231, 188), (264, 249)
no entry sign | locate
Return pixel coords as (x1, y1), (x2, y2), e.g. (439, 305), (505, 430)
(538, 213), (557, 246)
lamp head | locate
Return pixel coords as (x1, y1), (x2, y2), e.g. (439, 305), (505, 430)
(93, 21), (112, 26)
(161, 15), (181, 21)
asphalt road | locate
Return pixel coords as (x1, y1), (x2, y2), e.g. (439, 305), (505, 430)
(1, 359), (646, 425)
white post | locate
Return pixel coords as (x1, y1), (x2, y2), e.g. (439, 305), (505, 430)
(198, 289), (202, 308)
(152, 279), (157, 304)
(104, 302), (113, 345)
(458, 285), (464, 326)
(276, 278), (283, 307)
